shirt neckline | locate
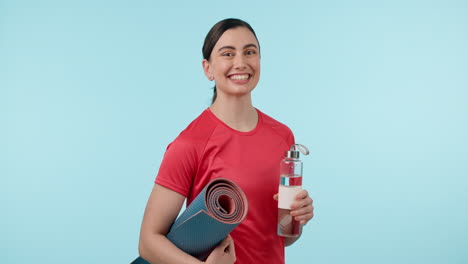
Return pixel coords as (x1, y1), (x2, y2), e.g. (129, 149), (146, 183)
(206, 107), (263, 136)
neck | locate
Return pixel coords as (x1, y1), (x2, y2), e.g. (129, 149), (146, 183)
(210, 94), (258, 132)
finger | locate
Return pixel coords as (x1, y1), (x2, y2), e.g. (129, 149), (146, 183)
(296, 212), (314, 225)
(224, 240), (232, 253)
(219, 235), (233, 250)
(223, 237), (236, 262)
(291, 197), (313, 210)
(295, 189), (309, 200)
(273, 194), (278, 201)
(223, 234), (235, 252)
(294, 210), (314, 221)
(227, 235), (236, 256)
(291, 204), (313, 217)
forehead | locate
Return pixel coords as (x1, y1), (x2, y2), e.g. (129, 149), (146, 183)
(214, 27), (259, 49)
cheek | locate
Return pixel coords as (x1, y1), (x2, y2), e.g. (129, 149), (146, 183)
(250, 59), (261, 72)
(213, 62), (230, 77)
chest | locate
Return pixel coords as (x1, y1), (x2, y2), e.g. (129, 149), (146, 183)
(197, 131), (288, 200)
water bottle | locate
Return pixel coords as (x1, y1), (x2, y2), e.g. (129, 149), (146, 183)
(278, 144), (309, 237)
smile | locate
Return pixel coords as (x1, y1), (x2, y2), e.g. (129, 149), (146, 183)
(229, 74), (250, 80)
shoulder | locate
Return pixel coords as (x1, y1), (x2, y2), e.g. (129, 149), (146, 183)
(258, 109), (295, 145)
(258, 109), (294, 136)
(156, 109), (218, 191)
(169, 109), (218, 152)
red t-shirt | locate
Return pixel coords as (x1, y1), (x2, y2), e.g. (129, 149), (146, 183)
(155, 108), (294, 264)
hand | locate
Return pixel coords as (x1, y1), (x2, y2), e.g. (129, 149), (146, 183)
(205, 234), (236, 264)
(274, 189), (314, 225)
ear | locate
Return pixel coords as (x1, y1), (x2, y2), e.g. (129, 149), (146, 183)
(202, 59), (214, 81)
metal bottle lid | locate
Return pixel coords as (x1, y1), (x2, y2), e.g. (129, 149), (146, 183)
(285, 144), (310, 159)
(285, 150), (300, 159)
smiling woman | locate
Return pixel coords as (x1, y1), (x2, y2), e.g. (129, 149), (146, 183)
(137, 18), (315, 264)
(201, 19), (261, 104)
(202, 26), (261, 132)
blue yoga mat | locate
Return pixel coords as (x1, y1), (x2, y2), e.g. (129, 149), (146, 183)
(132, 178), (248, 264)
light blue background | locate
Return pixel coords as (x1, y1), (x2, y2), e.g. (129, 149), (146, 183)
(2, 0), (467, 263)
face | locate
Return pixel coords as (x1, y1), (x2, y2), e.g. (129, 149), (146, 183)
(203, 27), (260, 99)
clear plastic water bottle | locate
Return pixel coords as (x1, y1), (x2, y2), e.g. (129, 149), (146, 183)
(278, 144), (309, 237)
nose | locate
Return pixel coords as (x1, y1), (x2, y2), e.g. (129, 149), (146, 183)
(233, 54), (247, 70)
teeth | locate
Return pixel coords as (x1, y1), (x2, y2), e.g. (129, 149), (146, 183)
(230, 74), (249, 80)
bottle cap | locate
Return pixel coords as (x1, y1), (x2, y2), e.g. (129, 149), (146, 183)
(285, 144), (310, 159)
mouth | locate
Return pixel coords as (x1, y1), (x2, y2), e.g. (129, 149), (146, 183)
(228, 73), (251, 81)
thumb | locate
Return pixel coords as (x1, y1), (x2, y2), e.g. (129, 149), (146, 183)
(273, 194), (278, 201)
(219, 235), (233, 250)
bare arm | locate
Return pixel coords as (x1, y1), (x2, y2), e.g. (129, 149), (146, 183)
(138, 184), (236, 264)
(138, 184), (203, 264)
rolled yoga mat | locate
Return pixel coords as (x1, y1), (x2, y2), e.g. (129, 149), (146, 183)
(131, 178), (249, 264)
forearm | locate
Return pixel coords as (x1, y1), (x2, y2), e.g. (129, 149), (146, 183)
(139, 233), (203, 264)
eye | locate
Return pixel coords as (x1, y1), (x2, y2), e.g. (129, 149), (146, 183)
(246, 50), (257, 55)
(222, 52), (234, 57)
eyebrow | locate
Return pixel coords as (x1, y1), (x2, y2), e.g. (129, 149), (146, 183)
(218, 43), (258, 52)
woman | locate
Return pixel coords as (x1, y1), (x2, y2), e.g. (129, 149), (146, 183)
(138, 18), (314, 264)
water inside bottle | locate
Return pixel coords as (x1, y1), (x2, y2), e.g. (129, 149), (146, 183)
(280, 174), (302, 187)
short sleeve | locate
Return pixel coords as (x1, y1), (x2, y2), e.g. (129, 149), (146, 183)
(286, 126), (295, 147)
(155, 136), (198, 197)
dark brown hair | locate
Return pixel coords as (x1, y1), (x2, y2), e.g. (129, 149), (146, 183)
(202, 18), (260, 104)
